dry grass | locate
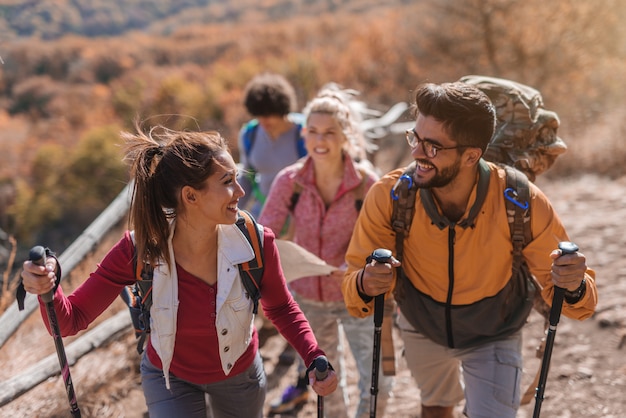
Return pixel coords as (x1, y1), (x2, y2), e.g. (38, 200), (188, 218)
(545, 106), (626, 180)
(0, 236), (20, 313)
(0, 222), (144, 417)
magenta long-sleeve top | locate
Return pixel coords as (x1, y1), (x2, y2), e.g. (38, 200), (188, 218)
(37, 227), (324, 384)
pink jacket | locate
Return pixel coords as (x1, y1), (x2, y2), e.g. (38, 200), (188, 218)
(259, 155), (378, 302)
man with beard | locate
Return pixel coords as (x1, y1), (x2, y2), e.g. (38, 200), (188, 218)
(341, 81), (597, 418)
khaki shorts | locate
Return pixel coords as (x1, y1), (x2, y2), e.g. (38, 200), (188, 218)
(398, 312), (522, 417)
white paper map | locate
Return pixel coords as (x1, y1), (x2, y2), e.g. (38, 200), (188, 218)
(275, 239), (338, 283)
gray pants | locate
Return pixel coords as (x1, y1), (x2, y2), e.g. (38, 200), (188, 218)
(398, 312), (523, 418)
(140, 351), (266, 418)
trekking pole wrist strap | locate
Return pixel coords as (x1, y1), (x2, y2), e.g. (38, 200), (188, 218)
(43, 247), (62, 292)
(563, 277), (586, 304)
(357, 269), (373, 303)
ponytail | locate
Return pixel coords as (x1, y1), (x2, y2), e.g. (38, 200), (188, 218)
(123, 129), (170, 267)
(122, 123), (230, 268)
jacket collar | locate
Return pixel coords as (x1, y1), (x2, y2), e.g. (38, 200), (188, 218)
(218, 222), (256, 265)
(161, 219), (256, 268)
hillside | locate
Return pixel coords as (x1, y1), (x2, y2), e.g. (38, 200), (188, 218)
(0, 0), (403, 39)
(0, 174), (624, 418)
(0, 2), (625, 414)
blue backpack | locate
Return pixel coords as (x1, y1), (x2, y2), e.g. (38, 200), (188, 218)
(241, 113), (307, 207)
(241, 113), (307, 171)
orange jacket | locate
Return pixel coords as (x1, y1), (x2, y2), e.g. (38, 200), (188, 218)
(342, 162), (597, 324)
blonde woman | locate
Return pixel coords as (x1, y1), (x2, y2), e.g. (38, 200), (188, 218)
(260, 85), (392, 417)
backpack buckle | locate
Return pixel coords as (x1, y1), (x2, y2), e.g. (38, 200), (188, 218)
(390, 174), (413, 201)
(504, 187), (529, 209)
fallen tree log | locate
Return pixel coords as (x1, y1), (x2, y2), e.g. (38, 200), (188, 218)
(0, 183), (132, 349)
(0, 309), (131, 407)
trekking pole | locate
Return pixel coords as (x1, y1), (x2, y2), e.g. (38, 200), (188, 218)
(30, 246), (82, 418)
(314, 355), (329, 418)
(367, 248), (392, 418)
(532, 241), (579, 418)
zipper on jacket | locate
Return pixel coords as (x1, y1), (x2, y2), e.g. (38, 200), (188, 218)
(446, 225), (456, 348)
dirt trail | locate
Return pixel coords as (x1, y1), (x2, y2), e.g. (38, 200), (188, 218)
(1, 174), (624, 417)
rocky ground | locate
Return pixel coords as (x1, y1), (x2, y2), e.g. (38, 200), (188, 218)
(0, 174), (624, 417)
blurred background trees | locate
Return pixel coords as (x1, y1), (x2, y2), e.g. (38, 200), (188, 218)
(1, 0), (625, 267)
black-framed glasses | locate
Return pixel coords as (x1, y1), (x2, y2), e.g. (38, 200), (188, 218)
(405, 129), (468, 158)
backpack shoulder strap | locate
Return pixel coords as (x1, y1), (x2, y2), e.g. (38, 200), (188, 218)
(242, 120), (260, 163)
(501, 164), (553, 406)
(287, 112), (307, 158)
(502, 164), (532, 276)
(123, 231), (154, 354)
(390, 162), (419, 303)
(287, 160), (307, 212)
(130, 231), (154, 296)
(236, 210), (265, 315)
(244, 118), (305, 160)
(295, 122), (307, 158)
(353, 167), (369, 212)
(390, 162), (419, 262)
(289, 182), (304, 212)
(386, 164), (419, 370)
(241, 120), (265, 204)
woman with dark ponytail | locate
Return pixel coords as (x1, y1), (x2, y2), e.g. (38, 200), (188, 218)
(20, 125), (337, 417)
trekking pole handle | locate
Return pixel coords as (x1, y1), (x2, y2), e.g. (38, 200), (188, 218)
(550, 242), (579, 326)
(314, 356), (329, 381)
(558, 241), (579, 255)
(29, 245), (54, 303)
(367, 248), (392, 264)
(315, 356), (329, 418)
(367, 249), (393, 329)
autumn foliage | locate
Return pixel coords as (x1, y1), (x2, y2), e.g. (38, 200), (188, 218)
(0, 0), (625, 257)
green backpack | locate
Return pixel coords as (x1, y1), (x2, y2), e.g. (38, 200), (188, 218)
(459, 75), (567, 182)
